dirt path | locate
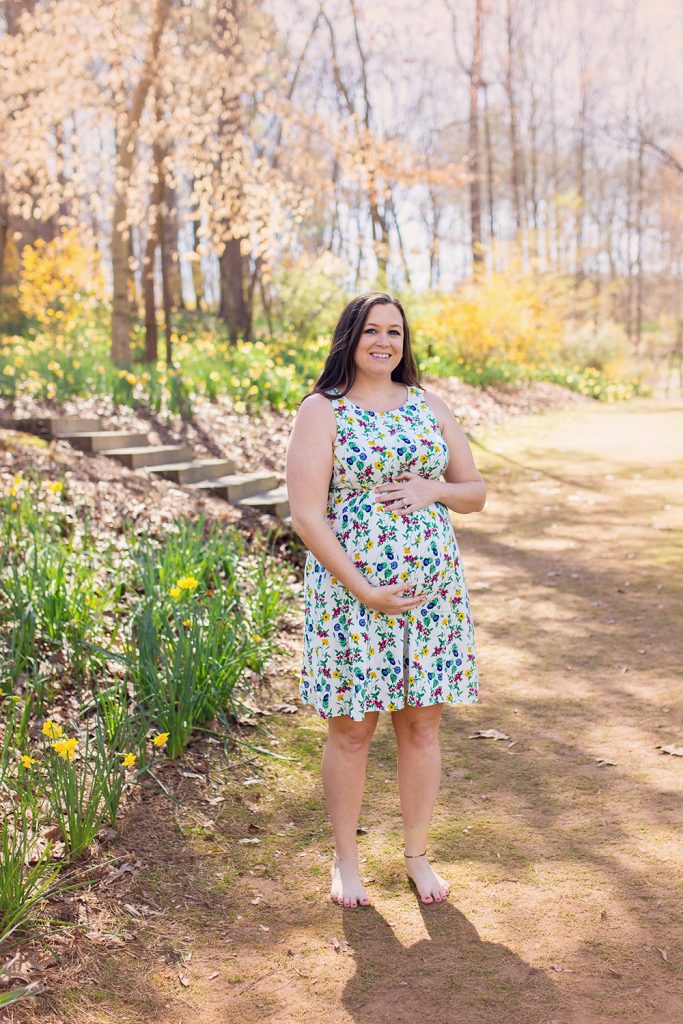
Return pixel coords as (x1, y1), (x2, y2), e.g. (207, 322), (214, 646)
(23, 396), (683, 1024)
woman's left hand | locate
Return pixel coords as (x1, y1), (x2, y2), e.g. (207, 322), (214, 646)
(373, 471), (440, 514)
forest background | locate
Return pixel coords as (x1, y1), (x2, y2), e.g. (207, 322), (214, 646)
(1, 0), (682, 415)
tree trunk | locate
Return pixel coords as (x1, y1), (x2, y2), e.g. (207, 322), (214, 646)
(468, 0), (484, 268)
(190, 179), (204, 311)
(219, 238), (248, 345)
(482, 81), (496, 266)
(162, 179), (184, 310)
(110, 0), (170, 366)
(215, 0), (250, 344)
(143, 235), (158, 364)
(504, 0), (524, 245)
(634, 132), (645, 356)
(574, 33), (589, 288)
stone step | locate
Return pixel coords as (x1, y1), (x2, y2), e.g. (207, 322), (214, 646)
(147, 458), (236, 485)
(0, 415), (102, 437)
(189, 470), (278, 502)
(55, 430), (150, 452)
(236, 485), (290, 519)
(106, 443), (194, 469)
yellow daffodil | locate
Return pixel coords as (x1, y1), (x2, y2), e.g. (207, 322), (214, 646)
(46, 480), (63, 493)
(41, 719), (63, 739)
(169, 586), (181, 600)
(121, 752), (136, 768)
(182, 618), (191, 627)
(18, 754), (37, 768)
(176, 576), (199, 590)
(151, 732), (169, 748)
(252, 634), (263, 642)
(52, 737), (78, 760)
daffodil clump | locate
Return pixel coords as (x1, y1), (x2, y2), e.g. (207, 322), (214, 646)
(0, 440), (294, 965)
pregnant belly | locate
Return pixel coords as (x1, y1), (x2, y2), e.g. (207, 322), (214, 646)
(332, 497), (456, 602)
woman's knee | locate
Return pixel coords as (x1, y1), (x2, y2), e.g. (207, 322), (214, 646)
(392, 707), (442, 749)
(327, 713), (378, 754)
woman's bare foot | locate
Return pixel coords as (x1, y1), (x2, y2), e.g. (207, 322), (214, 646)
(330, 853), (372, 908)
(404, 852), (450, 904)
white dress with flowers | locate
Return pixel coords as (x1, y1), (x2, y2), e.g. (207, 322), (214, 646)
(299, 385), (479, 721)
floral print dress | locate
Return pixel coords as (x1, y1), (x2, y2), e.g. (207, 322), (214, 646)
(300, 384), (479, 721)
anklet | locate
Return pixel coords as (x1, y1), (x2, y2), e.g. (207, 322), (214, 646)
(404, 850), (427, 858)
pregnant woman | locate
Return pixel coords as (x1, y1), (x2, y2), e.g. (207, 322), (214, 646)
(285, 291), (486, 909)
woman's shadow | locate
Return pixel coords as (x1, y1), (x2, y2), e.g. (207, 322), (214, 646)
(339, 894), (569, 1024)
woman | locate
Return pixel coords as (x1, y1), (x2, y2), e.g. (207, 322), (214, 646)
(285, 291), (486, 909)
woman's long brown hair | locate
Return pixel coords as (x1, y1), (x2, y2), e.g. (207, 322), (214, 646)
(303, 292), (422, 401)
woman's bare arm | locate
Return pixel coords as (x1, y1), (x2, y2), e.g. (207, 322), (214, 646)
(286, 394), (375, 602)
(422, 390), (487, 513)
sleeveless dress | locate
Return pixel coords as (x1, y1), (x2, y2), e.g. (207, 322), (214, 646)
(299, 383), (479, 721)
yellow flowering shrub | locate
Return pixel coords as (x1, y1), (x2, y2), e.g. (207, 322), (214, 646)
(18, 228), (105, 335)
(412, 257), (569, 367)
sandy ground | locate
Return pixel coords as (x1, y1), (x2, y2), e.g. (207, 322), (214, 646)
(12, 395), (683, 1024)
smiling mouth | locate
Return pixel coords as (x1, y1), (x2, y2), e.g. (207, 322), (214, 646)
(369, 352), (391, 359)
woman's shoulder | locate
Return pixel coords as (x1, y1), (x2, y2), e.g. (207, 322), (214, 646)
(295, 391), (338, 429)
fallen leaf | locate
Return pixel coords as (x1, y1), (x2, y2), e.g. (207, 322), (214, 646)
(178, 973), (190, 987)
(207, 971), (219, 980)
(331, 937), (340, 952)
(658, 948), (669, 962)
(657, 744), (683, 757)
(238, 837), (260, 844)
(468, 729), (510, 741)
(595, 758), (616, 767)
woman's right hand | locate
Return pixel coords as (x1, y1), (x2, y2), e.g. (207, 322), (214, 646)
(355, 580), (428, 614)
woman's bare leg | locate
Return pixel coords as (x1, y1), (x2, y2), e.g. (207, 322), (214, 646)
(322, 711), (379, 907)
(391, 703), (450, 904)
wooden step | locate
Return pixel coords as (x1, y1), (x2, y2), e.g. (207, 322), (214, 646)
(147, 458), (236, 485)
(189, 470), (278, 502)
(106, 443), (194, 469)
(236, 485), (290, 518)
(0, 415), (102, 438)
(55, 430), (150, 452)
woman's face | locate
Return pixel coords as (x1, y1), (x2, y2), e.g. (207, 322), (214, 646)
(353, 303), (404, 377)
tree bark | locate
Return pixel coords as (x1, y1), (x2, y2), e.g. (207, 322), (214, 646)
(190, 177), (204, 311)
(110, 0), (170, 366)
(468, 0), (484, 268)
(482, 81), (496, 265)
(215, 0), (250, 345)
(504, 0), (524, 243)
